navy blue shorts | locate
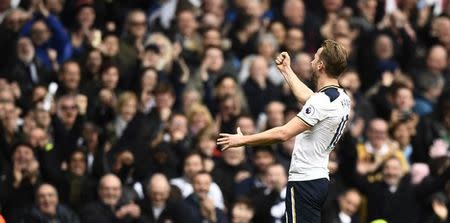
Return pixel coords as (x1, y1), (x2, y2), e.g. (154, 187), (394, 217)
(285, 178), (329, 223)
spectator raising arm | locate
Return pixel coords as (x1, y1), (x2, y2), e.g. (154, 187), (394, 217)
(43, 14), (72, 64)
(20, 1), (72, 67)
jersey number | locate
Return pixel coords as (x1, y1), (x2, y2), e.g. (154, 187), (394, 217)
(327, 115), (349, 150)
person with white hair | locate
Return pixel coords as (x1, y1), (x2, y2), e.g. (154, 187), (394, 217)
(139, 173), (192, 223)
(80, 174), (143, 223)
(238, 33), (281, 85)
(10, 37), (51, 100)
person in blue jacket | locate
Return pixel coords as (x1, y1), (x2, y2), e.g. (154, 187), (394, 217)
(20, 1), (72, 71)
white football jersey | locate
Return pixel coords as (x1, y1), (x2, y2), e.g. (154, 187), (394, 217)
(288, 86), (351, 181)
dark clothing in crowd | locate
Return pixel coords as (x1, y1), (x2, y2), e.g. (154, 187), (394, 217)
(0, 170), (40, 223)
(20, 204), (80, 223)
(52, 115), (84, 162)
(322, 200), (359, 223)
(339, 132), (450, 223)
(243, 78), (282, 120)
(185, 194), (228, 223)
(139, 198), (192, 223)
(80, 201), (143, 223)
(212, 159), (251, 208)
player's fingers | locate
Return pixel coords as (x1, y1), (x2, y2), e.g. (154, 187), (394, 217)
(217, 137), (229, 142)
(217, 140), (228, 145)
(281, 52), (288, 58)
(219, 133), (231, 137)
(221, 145), (230, 151)
(217, 137), (228, 142)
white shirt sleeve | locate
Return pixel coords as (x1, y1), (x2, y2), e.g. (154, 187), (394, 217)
(209, 182), (225, 210)
(297, 94), (328, 127)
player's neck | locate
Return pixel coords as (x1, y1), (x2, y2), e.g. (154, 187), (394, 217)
(315, 74), (340, 92)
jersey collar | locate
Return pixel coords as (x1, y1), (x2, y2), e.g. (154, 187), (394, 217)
(317, 85), (341, 92)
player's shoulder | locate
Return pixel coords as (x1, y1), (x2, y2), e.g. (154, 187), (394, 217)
(317, 85), (348, 102)
(311, 86), (347, 104)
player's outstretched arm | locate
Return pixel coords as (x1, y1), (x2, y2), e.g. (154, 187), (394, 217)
(217, 117), (310, 151)
(275, 52), (314, 105)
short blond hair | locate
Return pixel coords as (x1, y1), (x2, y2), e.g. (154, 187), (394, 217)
(320, 40), (348, 77)
(117, 91), (137, 111)
(187, 103), (213, 126)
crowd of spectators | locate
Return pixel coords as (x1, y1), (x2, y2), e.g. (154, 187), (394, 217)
(0, 0), (449, 222)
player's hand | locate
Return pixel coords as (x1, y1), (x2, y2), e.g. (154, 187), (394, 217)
(275, 52), (292, 74)
(217, 127), (244, 151)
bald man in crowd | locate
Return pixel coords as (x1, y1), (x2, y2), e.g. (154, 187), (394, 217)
(139, 173), (192, 223)
(80, 174), (143, 223)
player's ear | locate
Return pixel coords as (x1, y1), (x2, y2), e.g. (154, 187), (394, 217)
(319, 61), (324, 70)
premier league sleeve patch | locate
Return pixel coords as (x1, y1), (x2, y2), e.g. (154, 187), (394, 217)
(297, 95), (326, 126)
(305, 106), (315, 115)
(297, 104), (317, 127)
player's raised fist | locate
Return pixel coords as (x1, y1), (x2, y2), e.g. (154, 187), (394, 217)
(275, 52), (291, 74)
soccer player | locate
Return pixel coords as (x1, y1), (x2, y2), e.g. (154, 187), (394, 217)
(217, 40), (350, 223)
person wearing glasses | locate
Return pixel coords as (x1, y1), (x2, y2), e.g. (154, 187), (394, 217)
(52, 95), (84, 164)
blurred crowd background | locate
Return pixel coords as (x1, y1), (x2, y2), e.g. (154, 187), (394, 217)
(0, 0), (449, 222)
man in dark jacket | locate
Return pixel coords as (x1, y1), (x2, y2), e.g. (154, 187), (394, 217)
(185, 171), (228, 223)
(9, 37), (52, 109)
(340, 140), (450, 223)
(21, 183), (79, 223)
(212, 146), (250, 209)
(80, 174), (143, 223)
(52, 95), (84, 164)
(243, 56), (281, 120)
(139, 173), (192, 223)
(322, 188), (362, 223)
(39, 149), (96, 213)
(0, 143), (41, 223)
(252, 163), (288, 223)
